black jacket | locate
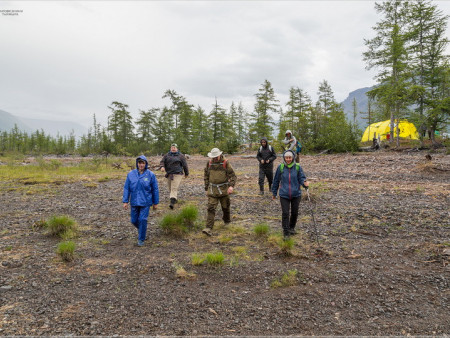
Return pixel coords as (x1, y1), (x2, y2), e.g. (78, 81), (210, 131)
(256, 138), (276, 168)
(159, 151), (189, 176)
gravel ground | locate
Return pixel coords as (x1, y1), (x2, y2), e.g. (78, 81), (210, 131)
(0, 150), (449, 336)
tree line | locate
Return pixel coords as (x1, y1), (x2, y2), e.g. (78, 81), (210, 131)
(0, 0), (447, 155)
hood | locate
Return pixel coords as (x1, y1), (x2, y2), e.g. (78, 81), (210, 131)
(282, 150), (296, 166)
(260, 137), (269, 146)
(136, 155), (148, 171)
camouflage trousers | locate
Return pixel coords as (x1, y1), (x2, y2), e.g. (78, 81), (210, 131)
(206, 195), (231, 229)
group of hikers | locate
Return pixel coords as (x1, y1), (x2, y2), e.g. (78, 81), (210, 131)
(122, 130), (308, 246)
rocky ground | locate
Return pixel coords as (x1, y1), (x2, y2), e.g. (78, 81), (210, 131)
(0, 150), (449, 336)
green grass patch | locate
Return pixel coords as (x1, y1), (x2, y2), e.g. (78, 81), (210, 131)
(160, 205), (200, 236)
(271, 269), (298, 288)
(253, 222), (270, 236)
(205, 251), (225, 266)
(191, 253), (206, 266)
(56, 241), (75, 262)
(46, 215), (78, 239)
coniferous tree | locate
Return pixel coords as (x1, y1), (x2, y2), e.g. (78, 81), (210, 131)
(107, 101), (135, 149)
(363, 1), (412, 146)
(249, 79), (279, 142)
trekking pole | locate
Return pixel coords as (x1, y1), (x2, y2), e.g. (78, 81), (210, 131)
(305, 187), (320, 246)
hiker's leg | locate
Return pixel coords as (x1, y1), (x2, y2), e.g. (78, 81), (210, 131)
(258, 167), (265, 192)
(280, 197), (291, 236)
(289, 196), (301, 230)
(130, 206), (139, 229)
(169, 174), (183, 200)
(137, 206), (150, 242)
(219, 195), (231, 223)
(206, 196), (219, 229)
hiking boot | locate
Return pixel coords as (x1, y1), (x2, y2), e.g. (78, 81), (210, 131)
(137, 240), (144, 246)
(259, 191), (264, 196)
(202, 228), (212, 236)
(289, 229), (298, 235)
(169, 198), (176, 209)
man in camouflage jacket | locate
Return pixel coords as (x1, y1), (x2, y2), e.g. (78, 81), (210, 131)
(202, 147), (237, 236)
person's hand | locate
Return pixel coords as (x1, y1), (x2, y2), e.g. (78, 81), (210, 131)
(260, 160), (264, 164)
(153, 204), (158, 210)
(272, 195), (276, 200)
(123, 203), (129, 210)
(304, 181), (309, 188)
(227, 186), (234, 194)
(160, 167), (165, 172)
(265, 160), (270, 163)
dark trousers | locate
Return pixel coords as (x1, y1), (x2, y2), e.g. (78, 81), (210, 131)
(280, 196), (301, 236)
(206, 195), (231, 228)
(258, 165), (273, 191)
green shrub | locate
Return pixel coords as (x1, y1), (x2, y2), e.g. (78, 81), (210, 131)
(206, 251), (225, 266)
(46, 215), (78, 239)
(253, 223), (270, 236)
(56, 241), (75, 261)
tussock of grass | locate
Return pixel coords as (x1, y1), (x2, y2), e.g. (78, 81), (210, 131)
(253, 223), (270, 236)
(172, 262), (196, 279)
(271, 269), (298, 288)
(191, 253), (206, 266)
(160, 205), (200, 236)
(56, 241), (75, 262)
(206, 252), (225, 266)
(46, 215), (78, 239)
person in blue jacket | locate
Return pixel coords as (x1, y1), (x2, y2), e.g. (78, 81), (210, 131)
(123, 155), (159, 246)
(272, 150), (309, 239)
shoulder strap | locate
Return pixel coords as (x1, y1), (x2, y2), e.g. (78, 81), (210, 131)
(222, 159), (227, 169)
(280, 163), (299, 173)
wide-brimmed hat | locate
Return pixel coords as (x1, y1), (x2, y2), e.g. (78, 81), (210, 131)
(285, 130), (292, 135)
(207, 147), (223, 158)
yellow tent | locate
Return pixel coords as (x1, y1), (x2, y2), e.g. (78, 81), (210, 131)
(361, 120), (419, 142)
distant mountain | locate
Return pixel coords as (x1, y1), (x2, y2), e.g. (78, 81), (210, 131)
(341, 86), (374, 128)
(0, 109), (88, 138)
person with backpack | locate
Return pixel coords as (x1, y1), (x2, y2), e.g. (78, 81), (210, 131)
(202, 147), (237, 236)
(256, 137), (277, 195)
(271, 149), (309, 239)
(282, 130), (301, 163)
(159, 143), (189, 209)
(122, 155), (159, 246)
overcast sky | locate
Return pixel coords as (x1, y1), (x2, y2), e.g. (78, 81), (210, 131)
(1, 1), (449, 128)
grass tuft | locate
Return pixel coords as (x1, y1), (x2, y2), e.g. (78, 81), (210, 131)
(205, 251), (225, 266)
(271, 269), (298, 288)
(56, 241), (75, 262)
(191, 253), (206, 266)
(253, 222), (270, 236)
(160, 205), (200, 236)
(46, 215), (78, 239)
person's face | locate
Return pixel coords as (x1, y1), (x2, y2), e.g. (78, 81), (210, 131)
(285, 155), (293, 164)
(138, 161), (146, 171)
(214, 155), (221, 161)
(261, 140), (267, 146)
(286, 133), (291, 138)
(171, 146), (178, 152)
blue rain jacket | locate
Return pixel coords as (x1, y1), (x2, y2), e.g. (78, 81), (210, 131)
(122, 155), (160, 207)
(271, 151), (307, 200)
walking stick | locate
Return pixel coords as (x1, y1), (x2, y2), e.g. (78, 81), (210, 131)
(305, 187), (320, 246)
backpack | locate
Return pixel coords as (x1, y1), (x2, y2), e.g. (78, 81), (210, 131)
(280, 163), (300, 174)
(296, 140), (302, 154)
(209, 159), (227, 169)
(259, 145), (273, 153)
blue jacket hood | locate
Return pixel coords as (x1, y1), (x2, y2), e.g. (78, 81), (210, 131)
(136, 155), (148, 170)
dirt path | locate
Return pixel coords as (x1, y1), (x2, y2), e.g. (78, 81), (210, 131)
(1, 151), (449, 335)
